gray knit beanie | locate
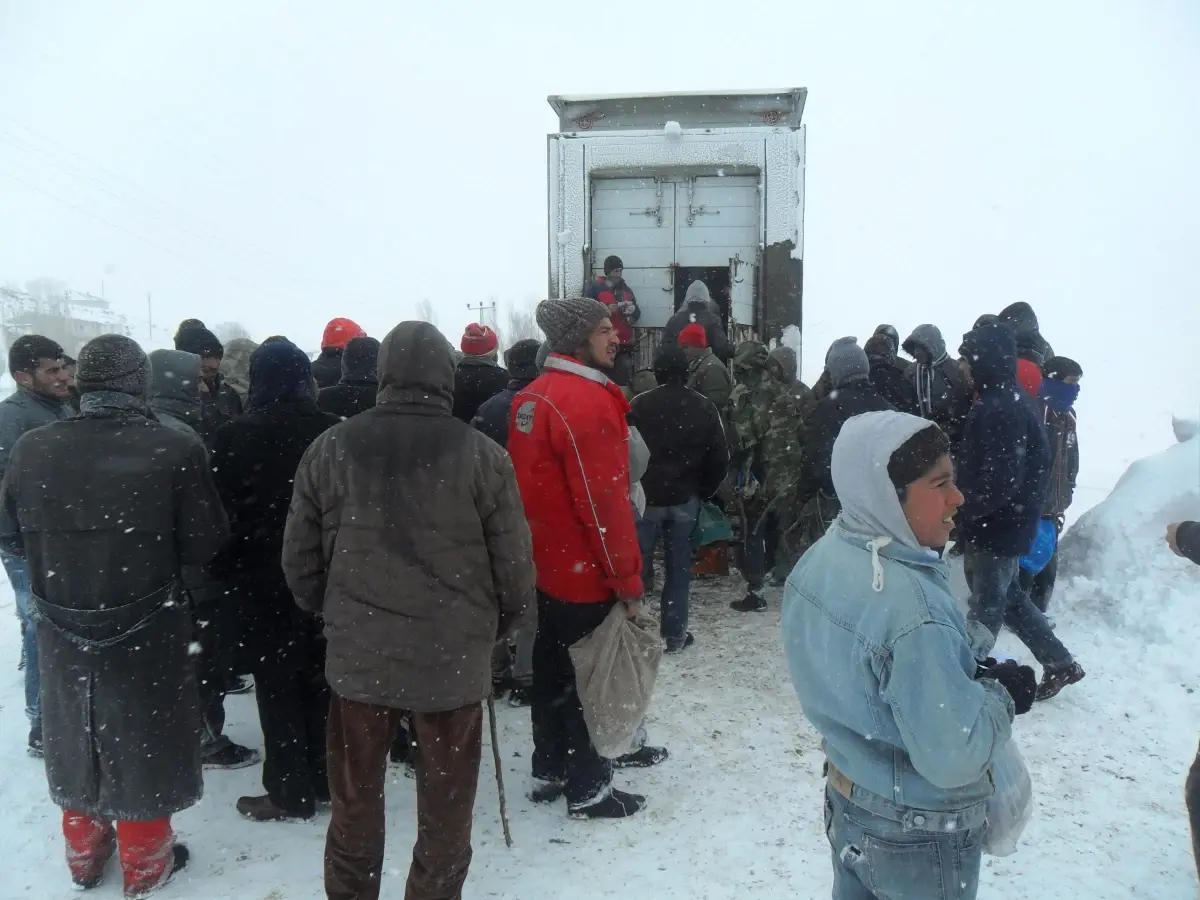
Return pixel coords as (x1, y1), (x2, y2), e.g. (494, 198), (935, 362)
(536, 297), (611, 355)
(826, 337), (870, 388)
(77, 334), (151, 396)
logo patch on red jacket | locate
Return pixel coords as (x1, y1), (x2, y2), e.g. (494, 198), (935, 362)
(514, 400), (536, 434)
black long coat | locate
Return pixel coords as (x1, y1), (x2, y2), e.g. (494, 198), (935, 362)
(210, 399), (340, 667)
(0, 403), (229, 819)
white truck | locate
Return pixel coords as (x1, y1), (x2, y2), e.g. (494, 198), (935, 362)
(546, 88), (807, 369)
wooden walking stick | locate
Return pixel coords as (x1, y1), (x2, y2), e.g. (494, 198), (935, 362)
(487, 695), (514, 848)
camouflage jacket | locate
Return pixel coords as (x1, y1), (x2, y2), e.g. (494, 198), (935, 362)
(727, 342), (779, 479)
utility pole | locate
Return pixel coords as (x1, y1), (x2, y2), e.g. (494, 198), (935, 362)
(147, 292), (153, 343)
(465, 299), (497, 329)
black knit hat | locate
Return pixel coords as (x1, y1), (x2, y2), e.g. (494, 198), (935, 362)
(504, 338), (542, 381)
(76, 334), (150, 397)
(653, 344), (689, 384)
(603, 255), (624, 275)
(1043, 356), (1083, 381)
(175, 327), (224, 359)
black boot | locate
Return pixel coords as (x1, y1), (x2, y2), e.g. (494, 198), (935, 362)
(1035, 662), (1085, 701)
(568, 788), (646, 819)
(614, 745), (669, 769)
(529, 776), (566, 804)
(730, 591), (767, 613)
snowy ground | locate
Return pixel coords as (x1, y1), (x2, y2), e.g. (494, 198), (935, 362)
(3, 441), (1200, 898)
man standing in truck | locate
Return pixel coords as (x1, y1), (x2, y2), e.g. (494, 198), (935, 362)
(585, 255), (640, 387)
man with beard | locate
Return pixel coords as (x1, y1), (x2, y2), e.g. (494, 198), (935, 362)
(210, 339), (341, 822)
(509, 297), (666, 819)
(175, 326), (243, 442)
(0, 334), (228, 895)
(0, 334), (72, 756)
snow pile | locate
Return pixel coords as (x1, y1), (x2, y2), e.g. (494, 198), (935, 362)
(1058, 425), (1200, 639)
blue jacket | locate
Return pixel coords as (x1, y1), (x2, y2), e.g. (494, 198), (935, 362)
(957, 322), (1051, 556)
(782, 411), (1014, 814)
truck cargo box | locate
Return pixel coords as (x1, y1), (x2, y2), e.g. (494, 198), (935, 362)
(547, 88), (807, 369)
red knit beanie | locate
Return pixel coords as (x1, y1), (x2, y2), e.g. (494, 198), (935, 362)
(461, 323), (499, 356)
(1017, 358), (1043, 397)
(321, 317), (366, 351)
(678, 323), (708, 349)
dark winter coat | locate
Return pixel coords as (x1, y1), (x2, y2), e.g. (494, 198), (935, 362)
(210, 394), (340, 664)
(198, 374), (244, 444)
(1039, 384), (1079, 521)
(685, 347), (733, 413)
(1177, 522), (1200, 566)
(472, 376), (536, 449)
(310, 347), (345, 391)
(0, 386), (70, 482)
(998, 302), (1054, 363)
(147, 350), (227, 605)
(902, 325), (973, 450)
(453, 356), (510, 423)
(663, 284), (734, 362)
(317, 337), (380, 419)
(864, 335), (920, 415)
(956, 322), (1051, 557)
(796, 382), (894, 506)
(283, 321), (535, 713)
(630, 382), (729, 508)
(0, 393), (228, 819)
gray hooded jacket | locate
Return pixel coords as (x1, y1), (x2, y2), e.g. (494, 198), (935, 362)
(902, 325), (972, 443)
(782, 411), (1013, 814)
(147, 350), (204, 441)
(663, 280), (733, 362)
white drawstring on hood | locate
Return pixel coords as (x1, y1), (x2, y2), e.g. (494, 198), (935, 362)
(831, 411), (942, 591)
(865, 537), (893, 592)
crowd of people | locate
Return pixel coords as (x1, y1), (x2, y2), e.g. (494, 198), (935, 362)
(0, 282), (1127, 900)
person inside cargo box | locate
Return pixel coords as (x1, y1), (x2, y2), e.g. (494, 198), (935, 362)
(585, 255), (640, 387)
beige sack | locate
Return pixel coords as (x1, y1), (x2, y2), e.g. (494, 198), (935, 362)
(569, 604), (663, 758)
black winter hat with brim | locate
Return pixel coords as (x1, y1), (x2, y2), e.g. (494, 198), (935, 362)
(175, 327), (224, 359)
(76, 334), (151, 397)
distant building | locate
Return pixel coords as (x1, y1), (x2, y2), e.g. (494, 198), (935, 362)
(0, 286), (131, 364)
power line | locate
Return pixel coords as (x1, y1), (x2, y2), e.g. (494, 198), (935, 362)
(0, 117), (342, 295)
(0, 167), (296, 306)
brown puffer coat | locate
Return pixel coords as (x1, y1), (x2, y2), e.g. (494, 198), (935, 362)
(282, 321), (536, 713)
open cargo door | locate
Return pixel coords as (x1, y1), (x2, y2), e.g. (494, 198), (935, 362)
(590, 178), (676, 328)
(729, 253), (757, 342)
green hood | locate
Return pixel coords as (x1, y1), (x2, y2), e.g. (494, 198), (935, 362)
(732, 341), (769, 378)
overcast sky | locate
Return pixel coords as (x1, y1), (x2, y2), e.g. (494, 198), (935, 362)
(0, 0), (1197, 492)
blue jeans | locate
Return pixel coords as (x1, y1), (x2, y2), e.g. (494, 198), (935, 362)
(825, 786), (983, 900)
(2, 553), (39, 728)
(637, 497), (699, 646)
(964, 546), (1072, 668)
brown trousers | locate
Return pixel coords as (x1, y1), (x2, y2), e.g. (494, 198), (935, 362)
(324, 695), (483, 900)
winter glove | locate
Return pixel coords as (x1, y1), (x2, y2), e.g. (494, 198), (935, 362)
(977, 659), (1037, 715)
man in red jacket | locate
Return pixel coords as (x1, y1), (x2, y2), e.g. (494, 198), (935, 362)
(584, 256), (640, 387)
(508, 296), (664, 819)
